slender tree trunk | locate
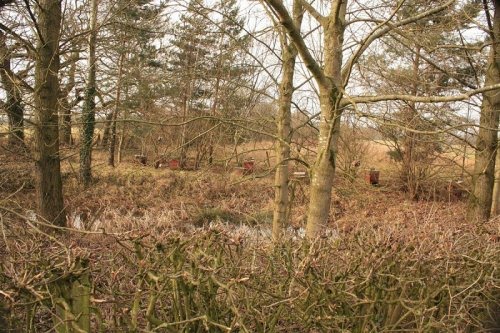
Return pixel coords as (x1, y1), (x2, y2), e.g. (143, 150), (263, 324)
(80, 0), (98, 186)
(117, 85), (129, 164)
(272, 1), (303, 241)
(59, 98), (73, 146)
(401, 47), (421, 199)
(101, 111), (113, 147)
(491, 146), (500, 216)
(468, 1), (500, 221)
(33, 0), (65, 226)
(59, 50), (79, 146)
(108, 52), (125, 167)
(305, 1), (346, 238)
(208, 77), (220, 165)
(179, 93), (189, 168)
(0, 31), (24, 147)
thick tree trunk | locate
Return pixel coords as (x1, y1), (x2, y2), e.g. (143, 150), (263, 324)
(80, 0), (98, 186)
(0, 31), (24, 147)
(306, 89), (341, 237)
(33, 0), (65, 226)
(108, 52), (125, 167)
(468, 1), (500, 222)
(272, 1), (303, 241)
(305, 1), (346, 238)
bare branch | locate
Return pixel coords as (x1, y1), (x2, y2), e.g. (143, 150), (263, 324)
(343, 83), (500, 106)
(298, 0), (326, 26)
(342, 0), (455, 85)
(264, 0), (328, 87)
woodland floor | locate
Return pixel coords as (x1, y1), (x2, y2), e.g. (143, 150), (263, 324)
(0, 144), (496, 239)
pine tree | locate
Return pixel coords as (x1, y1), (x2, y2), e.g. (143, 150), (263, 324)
(168, 0), (217, 167)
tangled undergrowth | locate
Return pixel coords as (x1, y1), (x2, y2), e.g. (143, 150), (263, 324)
(1, 153), (499, 332)
(0, 208), (498, 332)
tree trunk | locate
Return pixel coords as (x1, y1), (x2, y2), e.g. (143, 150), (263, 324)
(305, 1), (346, 238)
(468, 1), (500, 222)
(117, 85), (129, 164)
(80, 0), (98, 186)
(33, 0), (65, 226)
(108, 52), (125, 167)
(207, 77), (220, 165)
(491, 147), (500, 216)
(0, 31), (24, 147)
(306, 89), (341, 237)
(179, 93), (189, 168)
(272, 0), (302, 241)
(101, 111), (113, 147)
(59, 99), (73, 146)
(401, 47), (421, 200)
(59, 50), (79, 146)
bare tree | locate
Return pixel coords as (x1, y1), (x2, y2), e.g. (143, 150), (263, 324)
(33, 0), (65, 226)
(264, 0), (499, 237)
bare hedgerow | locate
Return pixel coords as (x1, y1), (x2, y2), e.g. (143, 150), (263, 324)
(0, 208), (498, 332)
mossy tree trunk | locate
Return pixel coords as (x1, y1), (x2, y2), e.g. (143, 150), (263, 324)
(80, 0), (98, 186)
(33, 0), (65, 226)
(468, 0), (500, 222)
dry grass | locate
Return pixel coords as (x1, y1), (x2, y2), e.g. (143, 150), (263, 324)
(1, 142), (498, 331)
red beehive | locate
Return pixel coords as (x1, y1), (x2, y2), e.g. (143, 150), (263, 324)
(243, 160), (255, 175)
(169, 159), (180, 170)
(365, 169), (380, 185)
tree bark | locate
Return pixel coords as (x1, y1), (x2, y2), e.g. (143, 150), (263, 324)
(272, 1), (303, 241)
(0, 31), (24, 147)
(491, 147), (500, 216)
(59, 50), (79, 146)
(305, 1), (346, 238)
(101, 111), (113, 147)
(306, 88), (342, 237)
(33, 0), (65, 226)
(108, 52), (125, 167)
(401, 47), (421, 200)
(80, 0), (98, 186)
(265, 0), (346, 238)
(468, 0), (500, 222)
